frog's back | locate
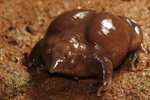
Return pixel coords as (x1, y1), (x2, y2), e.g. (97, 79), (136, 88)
(86, 12), (131, 68)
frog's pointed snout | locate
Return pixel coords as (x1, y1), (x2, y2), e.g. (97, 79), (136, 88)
(48, 59), (63, 73)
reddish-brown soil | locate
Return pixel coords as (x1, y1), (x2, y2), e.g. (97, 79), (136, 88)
(0, 0), (150, 100)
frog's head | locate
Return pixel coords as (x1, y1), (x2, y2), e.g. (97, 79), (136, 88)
(43, 37), (87, 76)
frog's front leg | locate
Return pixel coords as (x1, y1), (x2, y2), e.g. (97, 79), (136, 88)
(97, 57), (113, 96)
(28, 39), (44, 67)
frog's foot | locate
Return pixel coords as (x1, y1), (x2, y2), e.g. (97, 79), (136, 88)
(85, 83), (99, 94)
(28, 58), (44, 68)
(86, 82), (110, 96)
(97, 76), (112, 96)
(129, 43), (147, 70)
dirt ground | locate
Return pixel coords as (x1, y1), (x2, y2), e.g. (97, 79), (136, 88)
(0, 0), (150, 100)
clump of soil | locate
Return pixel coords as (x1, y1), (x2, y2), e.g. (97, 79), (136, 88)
(0, 0), (150, 100)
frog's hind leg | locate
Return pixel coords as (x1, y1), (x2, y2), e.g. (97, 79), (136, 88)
(129, 43), (147, 70)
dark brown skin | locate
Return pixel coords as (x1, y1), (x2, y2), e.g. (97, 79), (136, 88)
(28, 9), (146, 96)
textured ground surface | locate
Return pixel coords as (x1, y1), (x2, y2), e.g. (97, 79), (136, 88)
(0, 0), (150, 100)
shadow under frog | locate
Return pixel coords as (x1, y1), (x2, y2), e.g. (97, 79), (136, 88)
(28, 9), (146, 96)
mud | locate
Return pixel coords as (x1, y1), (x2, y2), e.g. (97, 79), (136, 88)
(0, 0), (150, 100)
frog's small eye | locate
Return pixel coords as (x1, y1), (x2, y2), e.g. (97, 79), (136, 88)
(66, 52), (72, 58)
